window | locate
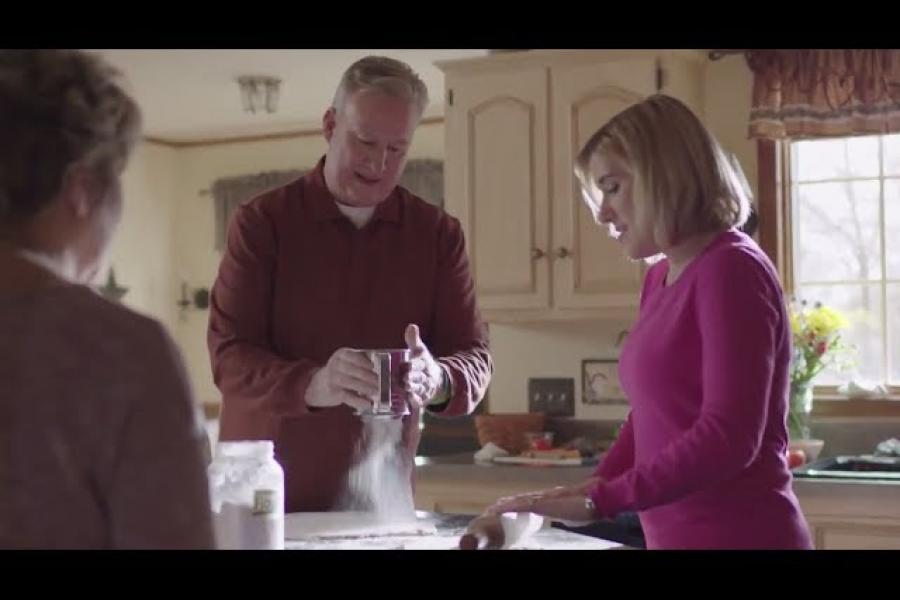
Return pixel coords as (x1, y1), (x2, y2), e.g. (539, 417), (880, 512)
(789, 133), (900, 389)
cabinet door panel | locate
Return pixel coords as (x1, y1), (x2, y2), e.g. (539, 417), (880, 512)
(445, 68), (551, 310)
(551, 60), (656, 310)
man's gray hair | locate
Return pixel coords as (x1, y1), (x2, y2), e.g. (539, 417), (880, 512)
(332, 55), (429, 116)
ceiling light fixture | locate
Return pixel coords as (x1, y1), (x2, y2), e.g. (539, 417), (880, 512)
(237, 75), (281, 114)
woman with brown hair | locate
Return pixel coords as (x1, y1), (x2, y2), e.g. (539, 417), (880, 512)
(0, 50), (213, 549)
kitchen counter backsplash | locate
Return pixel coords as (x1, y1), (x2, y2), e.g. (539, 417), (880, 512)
(417, 413), (899, 460)
(809, 418), (900, 458)
(417, 415), (621, 457)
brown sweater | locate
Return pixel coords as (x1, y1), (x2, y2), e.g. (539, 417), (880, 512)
(0, 282), (214, 549)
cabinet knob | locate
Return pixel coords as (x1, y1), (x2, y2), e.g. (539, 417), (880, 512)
(531, 248), (546, 260)
(555, 247), (572, 259)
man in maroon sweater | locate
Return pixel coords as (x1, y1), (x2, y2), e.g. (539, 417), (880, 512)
(208, 56), (492, 512)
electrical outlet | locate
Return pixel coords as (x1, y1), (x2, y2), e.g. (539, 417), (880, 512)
(528, 378), (575, 417)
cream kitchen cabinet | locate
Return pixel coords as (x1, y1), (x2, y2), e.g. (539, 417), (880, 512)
(437, 50), (705, 323)
(416, 463), (900, 548)
(793, 479), (900, 549)
(807, 517), (900, 549)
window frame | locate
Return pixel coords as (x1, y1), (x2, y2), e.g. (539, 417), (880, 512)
(757, 138), (900, 417)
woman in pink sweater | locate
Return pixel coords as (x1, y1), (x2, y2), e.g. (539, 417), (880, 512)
(487, 94), (813, 550)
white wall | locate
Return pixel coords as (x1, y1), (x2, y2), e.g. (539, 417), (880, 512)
(111, 141), (180, 336)
(487, 320), (631, 419)
(703, 55), (758, 202)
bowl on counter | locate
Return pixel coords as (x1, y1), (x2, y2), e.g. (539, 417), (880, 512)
(790, 438), (825, 463)
(475, 413), (545, 454)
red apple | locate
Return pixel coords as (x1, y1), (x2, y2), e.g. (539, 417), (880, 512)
(787, 449), (807, 469)
(532, 438), (552, 451)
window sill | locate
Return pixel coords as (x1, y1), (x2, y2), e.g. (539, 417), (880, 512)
(811, 395), (900, 418)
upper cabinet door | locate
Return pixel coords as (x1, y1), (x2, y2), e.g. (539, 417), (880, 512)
(551, 59), (657, 310)
(444, 67), (551, 310)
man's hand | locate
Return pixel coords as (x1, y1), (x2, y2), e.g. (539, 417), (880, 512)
(305, 348), (379, 412)
(402, 324), (446, 409)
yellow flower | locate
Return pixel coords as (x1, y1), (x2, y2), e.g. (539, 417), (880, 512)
(788, 300), (855, 385)
(806, 305), (849, 337)
(789, 311), (803, 336)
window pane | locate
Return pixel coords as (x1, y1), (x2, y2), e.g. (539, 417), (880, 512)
(887, 179), (900, 280)
(890, 283), (900, 386)
(794, 284), (884, 385)
(795, 181), (881, 282)
(793, 136), (880, 181)
(884, 133), (900, 176)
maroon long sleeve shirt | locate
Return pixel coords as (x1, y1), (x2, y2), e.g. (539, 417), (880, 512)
(208, 157), (492, 512)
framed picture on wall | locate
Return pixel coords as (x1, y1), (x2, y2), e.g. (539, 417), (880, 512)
(582, 359), (628, 405)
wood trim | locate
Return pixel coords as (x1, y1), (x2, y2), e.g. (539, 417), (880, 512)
(756, 139), (777, 265)
(811, 396), (900, 418)
(760, 138), (900, 418)
(757, 138), (792, 289)
(143, 116), (444, 149)
(143, 136), (182, 148)
(143, 129), (325, 148)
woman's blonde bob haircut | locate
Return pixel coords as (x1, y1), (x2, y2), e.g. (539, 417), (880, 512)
(574, 94), (750, 249)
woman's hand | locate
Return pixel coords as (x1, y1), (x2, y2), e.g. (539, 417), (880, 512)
(485, 478), (603, 522)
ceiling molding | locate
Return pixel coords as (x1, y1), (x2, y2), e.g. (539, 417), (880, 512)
(143, 116), (445, 149)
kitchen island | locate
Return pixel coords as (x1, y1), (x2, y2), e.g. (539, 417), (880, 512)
(792, 477), (900, 549)
(284, 511), (624, 550)
(414, 453), (900, 549)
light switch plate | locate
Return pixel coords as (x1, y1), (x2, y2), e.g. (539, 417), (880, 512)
(527, 378), (575, 417)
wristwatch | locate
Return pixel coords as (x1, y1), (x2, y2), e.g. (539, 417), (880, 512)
(584, 494), (596, 516)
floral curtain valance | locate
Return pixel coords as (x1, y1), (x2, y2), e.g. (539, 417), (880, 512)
(745, 50), (900, 139)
